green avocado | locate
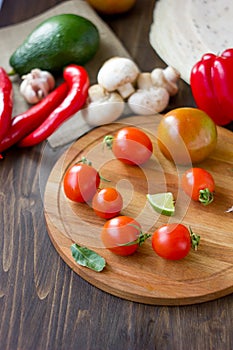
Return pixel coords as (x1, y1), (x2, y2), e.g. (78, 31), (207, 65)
(9, 13), (100, 75)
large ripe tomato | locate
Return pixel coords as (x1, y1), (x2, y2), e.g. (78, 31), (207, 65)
(92, 187), (123, 219)
(86, 0), (136, 15)
(105, 126), (153, 165)
(157, 107), (217, 165)
(101, 215), (150, 256)
(152, 223), (199, 260)
(181, 167), (215, 205)
(63, 162), (100, 203)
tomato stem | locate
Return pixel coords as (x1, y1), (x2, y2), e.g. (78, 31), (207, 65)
(77, 156), (110, 182)
(189, 226), (200, 251)
(118, 224), (151, 247)
(138, 233), (151, 246)
(103, 135), (114, 150)
(199, 188), (214, 205)
(118, 233), (151, 247)
(99, 175), (111, 183)
(77, 156), (92, 166)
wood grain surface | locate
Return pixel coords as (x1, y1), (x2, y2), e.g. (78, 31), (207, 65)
(1, 1), (233, 349)
(44, 115), (233, 305)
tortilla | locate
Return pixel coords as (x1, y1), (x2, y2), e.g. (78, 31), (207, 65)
(149, 0), (233, 84)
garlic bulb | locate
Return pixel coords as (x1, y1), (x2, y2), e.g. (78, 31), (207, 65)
(20, 69), (55, 104)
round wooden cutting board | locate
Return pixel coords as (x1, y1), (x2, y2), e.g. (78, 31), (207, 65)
(44, 115), (233, 305)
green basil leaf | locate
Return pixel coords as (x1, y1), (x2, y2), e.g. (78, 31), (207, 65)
(71, 243), (106, 272)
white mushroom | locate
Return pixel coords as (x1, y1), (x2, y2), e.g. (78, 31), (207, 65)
(97, 57), (140, 99)
(151, 66), (180, 96)
(137, 72), (153, 89)
(80, 84), (125, 126)
(20, 68), (55, 104)
(128, 72), (169, 115)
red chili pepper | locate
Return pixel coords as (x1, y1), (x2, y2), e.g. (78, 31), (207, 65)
(0, 82), (68, 153)
(0, 67), (13, 141)
(190, 49), (233, 126)
(18, 65), (89, 147)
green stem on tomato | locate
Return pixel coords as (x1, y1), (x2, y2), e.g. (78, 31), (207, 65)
(77, 156), (110, 182)
(77, 156), (92, 166)
(199, 188), (214, 205)
(137, 232), (152, 246)
(103, 135), (114, 150)
(189, 227), (200, 251)
(118, 224), (151, 247)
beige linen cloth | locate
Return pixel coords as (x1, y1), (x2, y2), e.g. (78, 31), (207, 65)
(0, 0), (131, 148)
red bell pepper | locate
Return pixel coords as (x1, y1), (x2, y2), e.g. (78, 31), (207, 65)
(190, 48), (233, 126)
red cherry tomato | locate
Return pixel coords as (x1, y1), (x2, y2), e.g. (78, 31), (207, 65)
(63, 162), (100, 203)
(181, 167), (215, 205)
(92, 187), (123, 219)
(101, 215), (150, 256)
(152, 223), (199, 260)
(104, 126), (153, 165)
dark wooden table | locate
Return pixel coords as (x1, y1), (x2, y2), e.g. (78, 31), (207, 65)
(0, 1), (233, 349)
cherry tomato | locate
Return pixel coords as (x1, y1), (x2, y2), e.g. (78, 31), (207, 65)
(63, 162), (100, 203)
(104, 126), (153, 165)
(157, 107), (217, 165)
(181, 167), (215, 205)
(152, 223), (199, 260)
(92, 187), (123, 219)
(101, 215), (150, 256)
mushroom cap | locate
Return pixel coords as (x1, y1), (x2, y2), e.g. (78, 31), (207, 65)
(128, 87), (169, 115)
(81, 86), (125, 126)
(97, 57), (139, 92)
(151, 67), (180, 96)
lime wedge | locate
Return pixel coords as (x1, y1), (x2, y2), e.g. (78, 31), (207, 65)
(146, 192), (175, 216)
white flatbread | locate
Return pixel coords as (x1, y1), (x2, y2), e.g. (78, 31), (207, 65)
(149, 0), (233, 84)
